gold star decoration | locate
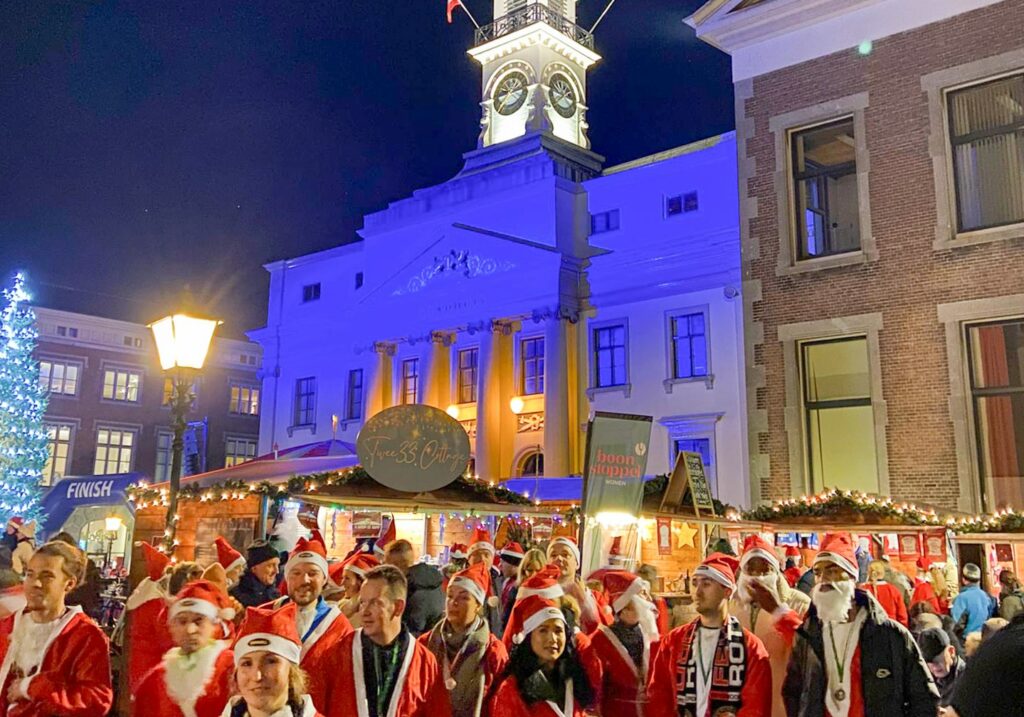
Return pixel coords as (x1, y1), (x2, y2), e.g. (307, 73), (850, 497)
(674, 522), (698, 548)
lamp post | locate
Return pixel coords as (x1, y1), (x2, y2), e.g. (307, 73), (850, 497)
(104, 514), (122, 571)
(149, 312), (220, 553)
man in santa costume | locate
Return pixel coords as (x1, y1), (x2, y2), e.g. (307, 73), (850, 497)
(257, 536), (352, 713)
(784, 545), (804, 587)
(133, 579), (235, 717)
(125, 541), (176, 691)
(589, 570), (660, 717)
(546, 536), (612, 634)
(214, 537), (246, 590)
(782, 532), (938, 717)
(0, 541), (113, 716)
(647, 553), (771, 717)
(730, 534), (810, 717)
(325, 564), (451, 717)
(467, 527), (505, 636)
(420, 561), (508, 717)
(498, 542), (525, 627)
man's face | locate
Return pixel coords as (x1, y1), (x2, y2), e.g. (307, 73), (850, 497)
(693, 575), (730, 617)
(499, 560), (518, 579)
(169, 610), (218, 654)
(286, 563), (326, 607)
(24, 554), (75, 613)
(813, 564), (853, 589)
(359, 578), (404, 641)
(252, 558), (280, 587)
(928, 646), (955, 679)
(468, 548), (493, 567)
(548, 544), (578, 582)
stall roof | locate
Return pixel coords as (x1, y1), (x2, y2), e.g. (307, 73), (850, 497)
(155, 453), (360, 489)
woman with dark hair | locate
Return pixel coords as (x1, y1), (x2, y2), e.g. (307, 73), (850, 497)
(489, 596), (594, 717)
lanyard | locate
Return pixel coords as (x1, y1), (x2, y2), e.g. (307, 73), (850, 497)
(827, 623), (853, 683)
(441, 618), (481, 689)
(374, 637), (402, 717)
(695, 628), (716, 686)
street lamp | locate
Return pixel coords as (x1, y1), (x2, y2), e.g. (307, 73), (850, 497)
(104, 514), (123, 571)
(149, 312), (220, 553)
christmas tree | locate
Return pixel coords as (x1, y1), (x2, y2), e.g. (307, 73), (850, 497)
(0, 273), (49, 523)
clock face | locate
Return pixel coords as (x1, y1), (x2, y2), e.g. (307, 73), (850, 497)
(548, 74), (577, 118)
(493, 71), (528, 116)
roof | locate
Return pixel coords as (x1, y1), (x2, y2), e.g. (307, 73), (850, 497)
(601, 133), (732, 176)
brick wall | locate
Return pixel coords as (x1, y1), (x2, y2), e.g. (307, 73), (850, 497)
(740, 1), (1024, 508)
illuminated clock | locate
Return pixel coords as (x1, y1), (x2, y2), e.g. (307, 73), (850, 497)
(493, 71), (528, 115)
(548, 73), (577, 118)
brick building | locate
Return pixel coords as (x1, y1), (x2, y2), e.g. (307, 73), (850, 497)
(689, 0), (1024, 511)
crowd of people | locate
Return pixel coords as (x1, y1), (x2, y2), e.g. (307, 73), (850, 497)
(1, 521), (1023, 716)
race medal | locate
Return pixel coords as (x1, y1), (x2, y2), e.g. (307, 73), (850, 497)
(445, 677), (458, 691)
(833, 688), (846, 702)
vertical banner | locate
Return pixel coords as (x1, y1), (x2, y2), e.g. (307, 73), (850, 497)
(656, 518), (673, 556)
(897, 533), (921, 561)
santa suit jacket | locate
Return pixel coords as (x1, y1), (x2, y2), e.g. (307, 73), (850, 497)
(133, 641), (234, 717)
(487, 675), (586, 717)
(861, 581), (908, 626)
(588, 624), (657, 717)
(125, 579), (175, 691)
(324, 628), (453, 717)
(0, 606), (113, 717)
(646, 617), (772, 717)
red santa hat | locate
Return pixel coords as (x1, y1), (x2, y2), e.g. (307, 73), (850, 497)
(141, 542), (171, 582)
(468, 527), (495, 556)
(814, 532), (859, 579)
(608, 536), (627, 565)
(286, 537), (329, 577)
(499, 542), (525, 565)
(601, 570), (647, 614)
(512, 595), (565, 645)
(515, 564), (563, 601)
(6, 517), (23, 532)
(169, 579), (236, 623)
(374, 519), (397, 556)
(694, 552), (740, 590)
(215, 537), (246, 574)
(784, 545), (801, 558)
(344, 552), (379, 579)
(233, 603), (302, 666)
(547, 535), (580, 564)
(915, 556), (932, 572)
(449, 561), (493, 606)
(450, 543), (468, 561)
(740, 535), (780, 571)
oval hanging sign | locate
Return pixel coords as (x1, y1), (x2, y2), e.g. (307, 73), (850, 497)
(356, 404), (472, 492)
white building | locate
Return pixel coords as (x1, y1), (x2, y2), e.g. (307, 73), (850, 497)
(250, 0), (750, 507)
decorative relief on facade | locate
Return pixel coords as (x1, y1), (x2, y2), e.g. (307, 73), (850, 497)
(392, 250), (515, 296)
(517, 412), (544, 433)
(460, 419), (478, 440)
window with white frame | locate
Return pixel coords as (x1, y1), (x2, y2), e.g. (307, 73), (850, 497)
(102, 368), (141, 402)
(669, 311), (709, 379)
(94, 427), (135, 474)
(225, 437), (257, 467)
(293, 377), (316, 426)
(946, 73), (1024, 233)
(346, 369), (364, 421)
(39, 360), (80, 396)
(42, 423), (73, 485)
(521, 337), (544, 395)
(155, 430), (173, 483)
(801, 337), (878, 493)
(401, 359), (419, 405)
(592, 324), (627, 388)
(457, 349), (478, 404)
(230, 383), (260, 416)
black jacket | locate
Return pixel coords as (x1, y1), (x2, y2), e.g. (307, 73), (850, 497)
(950, 614), (1024, 717)
(230, 569), (280, 608)
(783, 588), (939, 717)
(403, 563), (444, 637)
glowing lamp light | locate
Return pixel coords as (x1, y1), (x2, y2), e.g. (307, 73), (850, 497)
(149, 314), (221, 370)
(858, 40), (872, 55)
(446, 404), (460, 420)
(594, 511), (639, 527)
(105, 515), (123, 532)
(509, 396), (525, 414)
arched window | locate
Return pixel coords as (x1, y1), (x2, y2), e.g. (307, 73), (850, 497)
(518, 451), (544, 478)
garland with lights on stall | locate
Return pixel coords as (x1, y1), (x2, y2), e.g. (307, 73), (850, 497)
(742, 489), (946, 525)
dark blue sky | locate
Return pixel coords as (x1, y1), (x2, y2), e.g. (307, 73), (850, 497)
(0, 0), (732, 336)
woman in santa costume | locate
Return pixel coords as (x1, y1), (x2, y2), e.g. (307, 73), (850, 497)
(488, 595), (596, 717)
(0, 541), (113, 717)
(328, 552), (379, 629)
(503, 566), (565, 650)
(215, 537), (247, 590)
(224, 603), (323, 717)
(545, 537), (612, 634)
(588, 570), (660, 717)
(647, 553), (772, 717)
(420, 561), (509, 717)
(466, 528), (506, 636)
(134, 579), (236, 717)
(125, 541), (177, 691)
(860, 560), (909, 626)
(324, 564), (452, 717)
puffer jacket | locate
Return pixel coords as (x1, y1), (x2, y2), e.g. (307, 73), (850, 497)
(403, 562), (445, 636)
(782, 588), (939, 717)
(230, 569), (281, 608)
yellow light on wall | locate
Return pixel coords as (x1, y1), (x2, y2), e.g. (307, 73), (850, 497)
(149, 314), (221, 370)
(594, 511), (639, 527)
(509, 396), (525, 414)
(446, 404), (461, 419)
(105, 515), (123, 532)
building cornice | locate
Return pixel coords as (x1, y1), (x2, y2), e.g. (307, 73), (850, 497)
(468, 21), (600, 69)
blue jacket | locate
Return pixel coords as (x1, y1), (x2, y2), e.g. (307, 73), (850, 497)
(951, 583), (993, 635)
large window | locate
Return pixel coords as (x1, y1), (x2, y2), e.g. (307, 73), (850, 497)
(42, 423), (73, 485)
(401, 359), (419, 405)
(593, 325), (627, 388)
(791, 118), (861, 260)
(155, 430), (173, 483)
(801, 337), (878, 493)
(521, 337), (545, 395)
(102, 368), (141, 402)
(229, 384), (260, 416)
(518, 450), (544, 478)
(670, 312), (709, 379)
(457, 349), (478, 404)
(39, 360), (79, 396)
(947, 74), (1024, 233)
(966, 319), (1024, 508)
(225, 437), (257, 467)
(346, 369), (364, 420)
(293, 377), (316, 426)
(94, 427), (135, 474)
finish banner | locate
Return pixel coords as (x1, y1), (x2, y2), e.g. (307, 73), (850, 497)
(582, 412), (653, 517)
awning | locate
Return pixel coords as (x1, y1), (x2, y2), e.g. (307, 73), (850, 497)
(164, 454), (361, 489)
(40, 473), (141, 537)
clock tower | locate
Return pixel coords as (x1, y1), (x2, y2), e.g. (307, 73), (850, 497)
(468, 0), (601, 149)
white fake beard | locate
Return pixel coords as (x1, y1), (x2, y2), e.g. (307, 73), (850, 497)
(811, 579), (856, 623)
(736, 572), (779, 607)
(633, 596), (659, 641)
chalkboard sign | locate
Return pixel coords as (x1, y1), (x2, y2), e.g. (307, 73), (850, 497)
(659, 452), (689, 512)
(682, 451), (716, 516)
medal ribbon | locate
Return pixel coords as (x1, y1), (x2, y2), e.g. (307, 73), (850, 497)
(441, 617), (482, 690)
(374, 637), (402, 717)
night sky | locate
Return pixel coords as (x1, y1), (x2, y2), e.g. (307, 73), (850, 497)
(0, 1), (733, 337)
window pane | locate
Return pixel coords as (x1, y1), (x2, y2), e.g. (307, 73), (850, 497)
(807, 405), (879, 493)
(674, 338), (692, 378)
(969, 321), (1024, 390)
(102, 372), (115, 399)
(975, 393), (1024, 508)
(64, 365), (78, 394)
(691, 335), (708, 376)
(803, 338), (871, 402)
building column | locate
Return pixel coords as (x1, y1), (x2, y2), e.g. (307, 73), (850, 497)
(543, 315), (572, 478)
(475, 320), (514, 481)
(420, 331), (453, 409)
(365, 342), (395, 419)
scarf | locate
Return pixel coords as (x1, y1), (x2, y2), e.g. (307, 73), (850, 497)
(610, 621), (645, 672)
(673, 616), (747, 717)
(424, 617), (490, 717)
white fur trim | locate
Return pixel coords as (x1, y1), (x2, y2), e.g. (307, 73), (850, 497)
(814, 551), (858, 579)
(500, 547), (525, 559)
(694, 564), (734, 589)
(515, 585), (563, 602)
(547, 537), (580, 564)
(517, 606), (564, 643)
(224, 556), (246, 574)
(234, 633), (301, 665)
(126, 578), (167, 611)
(163, 641), (229, 717)
(740, 547), (779, 571)
(612, 577), (646, 613)
(169, 597), (222, 623)
(286, 550), (329, 577)
(450, 576), (485, 605)
(346, 564), (367, 578)
(352, 630), (415, 717)
(469, 541), (495, 556)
